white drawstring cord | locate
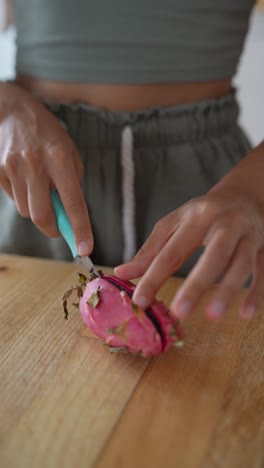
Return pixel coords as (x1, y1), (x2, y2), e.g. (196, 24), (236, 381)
(120, 125), (136, 263)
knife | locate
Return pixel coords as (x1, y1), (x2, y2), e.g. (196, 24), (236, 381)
(50, 190), (101, 277)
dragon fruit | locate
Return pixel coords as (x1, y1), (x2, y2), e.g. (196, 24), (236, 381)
(62, 272), (184, 357)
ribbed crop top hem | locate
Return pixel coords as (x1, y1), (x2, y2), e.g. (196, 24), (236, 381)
(16, 59), (237, 84)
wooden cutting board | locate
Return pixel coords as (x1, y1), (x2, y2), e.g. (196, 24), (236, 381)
(0, 254), (263, 468)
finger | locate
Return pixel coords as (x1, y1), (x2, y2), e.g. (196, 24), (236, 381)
(5, 154), (30, 217)
(13, 184), (30, 217)
(52, 161), (93, 256)
(9, 176), (30, 217)
(27, 176), (60, 237)
(74, 152), (84, 180)
(0, 172), (14, 199)
(170, 226), (240, 319)
(205, 237), (256, 320)
(241, 249), (264, 319)
(115, 212), (180, 279)
(131, 216), (207, 309)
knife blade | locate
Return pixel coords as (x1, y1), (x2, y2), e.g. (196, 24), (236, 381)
(50, 190), (101, 277)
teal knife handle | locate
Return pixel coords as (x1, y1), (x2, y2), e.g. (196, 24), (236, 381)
(50, 190), (77, 257)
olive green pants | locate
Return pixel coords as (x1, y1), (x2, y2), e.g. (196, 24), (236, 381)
(0, 91), (251, 276)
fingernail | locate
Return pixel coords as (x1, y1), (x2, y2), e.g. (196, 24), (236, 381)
(174, 300), (192, 320)
(132, 295), (150, 309)
(208, 300), (225, 319)
(241, 305), (255, 320)
(78, 241), (91, 256)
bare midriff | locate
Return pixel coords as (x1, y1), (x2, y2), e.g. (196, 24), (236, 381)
(16, 74), (232, 112)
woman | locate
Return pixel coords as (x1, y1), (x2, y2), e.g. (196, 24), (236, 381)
(0, 0), (263, 321)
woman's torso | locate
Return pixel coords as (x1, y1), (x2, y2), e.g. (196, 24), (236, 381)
(15, 76), (232, 111)
(14, 0), (255, 110)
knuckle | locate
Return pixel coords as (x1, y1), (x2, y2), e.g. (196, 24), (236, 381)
(160, 249), (183, 271)
(153, 218), (169, 237)
(182, 198), (198, 212)
(136, 244), (148, 258)
(153, 219), (163, 232)
(47, 146), (66, 165)
(196, 197), (215, 219)
(23, 150), (40, 168)
(66, 196), (83, 212)
(184, 196), (216, 221)
(133, 243), (152, 264)
(6, 153), (19, 174)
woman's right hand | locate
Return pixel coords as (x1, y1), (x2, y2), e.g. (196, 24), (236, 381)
(0, 81), (93, 256)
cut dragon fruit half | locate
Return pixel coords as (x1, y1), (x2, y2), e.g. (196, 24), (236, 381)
(104, 275), (166, 349)
(62, 272), (184, 358)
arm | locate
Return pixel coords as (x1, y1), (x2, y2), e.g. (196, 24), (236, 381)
(210, 140), (264, 213)
(0, 81), (93, 256)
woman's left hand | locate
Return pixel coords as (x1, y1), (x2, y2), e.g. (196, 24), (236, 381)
(115, 185), (264, 321)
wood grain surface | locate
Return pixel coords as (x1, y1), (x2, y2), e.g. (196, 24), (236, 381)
(0, 254), (263, 468)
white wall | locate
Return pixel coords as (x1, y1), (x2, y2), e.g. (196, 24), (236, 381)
(0, 7), (263, 146)
(235, 8), (264, 146)
(0, 25), (15, 80)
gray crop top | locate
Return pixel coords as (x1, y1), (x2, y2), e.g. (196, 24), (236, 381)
(14, 0), (255, 83)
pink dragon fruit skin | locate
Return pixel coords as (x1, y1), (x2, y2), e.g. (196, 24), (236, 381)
(79, 274), (184, 357)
